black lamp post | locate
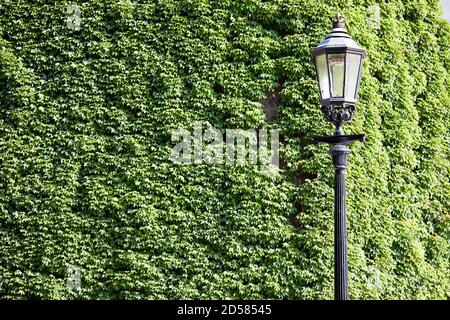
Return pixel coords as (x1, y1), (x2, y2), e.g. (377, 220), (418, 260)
(311, 13), (366, 300)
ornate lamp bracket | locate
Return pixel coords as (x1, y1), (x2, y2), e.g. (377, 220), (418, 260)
(321, 104), (357, 136)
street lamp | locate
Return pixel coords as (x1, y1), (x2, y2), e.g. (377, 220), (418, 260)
(311, 13), (366, 300)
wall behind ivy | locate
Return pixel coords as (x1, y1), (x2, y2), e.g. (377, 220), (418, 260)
(0, 0), (448, 299)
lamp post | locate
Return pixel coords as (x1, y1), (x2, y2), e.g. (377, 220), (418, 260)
(311, 13), (366, 300)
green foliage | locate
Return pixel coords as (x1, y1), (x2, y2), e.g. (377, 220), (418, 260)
(0, 0), (448, 299)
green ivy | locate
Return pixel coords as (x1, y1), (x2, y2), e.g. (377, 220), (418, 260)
(0, 0), (448, 299)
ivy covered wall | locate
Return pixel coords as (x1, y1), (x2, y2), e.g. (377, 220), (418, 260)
(0, 0), (448, 299)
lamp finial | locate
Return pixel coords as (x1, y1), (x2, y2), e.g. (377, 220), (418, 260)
(332, 12), (346, 29)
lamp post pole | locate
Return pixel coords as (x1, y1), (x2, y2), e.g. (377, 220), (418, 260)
(311, 13), (367, 300)
(332, 143), (350, 300)
(314, 112), (364, 300)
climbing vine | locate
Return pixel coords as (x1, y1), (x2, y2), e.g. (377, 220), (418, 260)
(0, 0), (448, 299)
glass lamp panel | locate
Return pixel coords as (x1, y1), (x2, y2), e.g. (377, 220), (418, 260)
(345, 53), (363, 102)
(327, 53), (345, 97)
(315, 54), (330, 100)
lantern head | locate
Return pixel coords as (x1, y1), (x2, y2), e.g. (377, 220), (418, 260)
(311, 13), (366, 108)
